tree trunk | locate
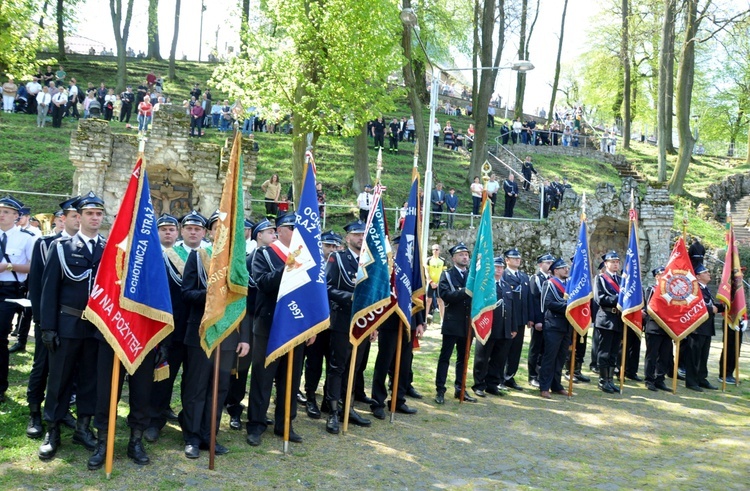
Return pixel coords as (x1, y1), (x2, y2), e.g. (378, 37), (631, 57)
(147, 0), (162, 60)
(746, 122), (750, 165)
(470, 0), (505, 182)
(668, 0), (699, 195)
(401, 0), (427, 167)
(110, 0), (135, 92)
(169, 0), (181, 80)
(39, 0), (50, 28)
(242, 0), (250, 24)
(56, 0), (66, 61)
(657, 0), (675, 180)
(514, 0), (539, 120)
(621, 0), (631, 150)
(353, 123), (370, 194)
(547, 0), (569, 124)
(413, 59), (429, 105)
(664, 3), (676, 154)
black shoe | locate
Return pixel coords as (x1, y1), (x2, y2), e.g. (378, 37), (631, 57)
(61, 411), (76, 429)
(127, 430), (150, 465)
(655, 381), (671, 391)
(406, 387), (423, 399)
(529, 378), (541, 388)
(473, 389), (486, 398)
(626, 373), (643, 382)
(396, 404), (417, 415)
(296, 391), (307, 404)
(686, 384), (704, 392)
(306, 399), (321, 419)
(246, 433), (262, 446)
(72, 416), (97, 451)
(26, 408), (44, 439)
(8, 341), (25, 353)
(265, 417), (273, 426)
(699, 381), (718, 390)
(645, 382), (658, 392)
(163, 408), (179, 421)
(326, 413), (340, 434)
(184, 444), (200, 458)
(372, 407), (386, 420)
(599, 380), (615, 394)
(274, 428), (303, 443)
(199, 441), (229, 455)
(719, 375), (737, 384)
(143, 426), (160, 443)
(434, 393), (445, 405)
(484, 386), (504, 396)
(504, 380), (523, 391)
(88, 437), (107, 470)
(348, 408), (372, 427)
(454, 390), (477, 403)
(354, 394), (376, 405)
(38, 426), (61, 460)
(320, 399), (331, 414)
(574, 371), (591, 383)
(229, 414), (242, 430)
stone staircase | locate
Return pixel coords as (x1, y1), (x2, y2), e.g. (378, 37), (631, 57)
(730, 195), (750, 244)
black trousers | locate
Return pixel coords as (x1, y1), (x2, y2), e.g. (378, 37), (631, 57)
(13, 306), (32, 344)
(94, 341), (155, 432)
(504, 325), (526, 384)
(225, 335), (253, 418)
(67, 100), (79, 118)
(120, 103), (132, 123)
(51, 104), (65, 127)
(325, 330), (367, 404)
(473, 337), (512, 391)
(27, 327), (50, 405)
(595, 328), (620, 370)
(435, 334), (468, 394)
(504, 195), (516, 217)
(624, 327), (642, 376)
(149, 339), (186, 430)
(44, 336), (98, 423)
(590, 328), (601, 370)
(374, 133), (384, 149)
(644, 333), (672, 384)
(389, 134), (398, 150)
(565, 331), (587, 370)
(719, 330), (743, 378)
(351, 339), (371, 399)
(522, 173), (532, 191)
(180, 345), (234, 445)
(685, 334), (711, 388)
(190, 117), (203, 136)
(527, 326), (544, 381)
(303, 329), (330, 396)
(538, 328), (571, 392)
(0, 297), (19, 394)
(371, 328), (410, 409)
(246, 334), (302, 436)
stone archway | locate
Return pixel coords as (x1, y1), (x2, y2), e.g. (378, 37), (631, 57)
(589, 216), (630, 263)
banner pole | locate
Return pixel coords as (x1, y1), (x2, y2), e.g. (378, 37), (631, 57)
(568, 333), (577, 397)
(619, 327), (627, 394)
(105, 354), (119, 479)
(722, 312), (729, 392)
(460, 318), (472, 403)
(390, 324), (405, 423)
(735, 328), (740, 386)
(283, 352), (292, 454)
(342, 343), (358, 434)
(208, 349), (220, 470)
(672, 340), (680, 394)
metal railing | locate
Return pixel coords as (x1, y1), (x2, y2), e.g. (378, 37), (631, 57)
(486, 152), (544, 220)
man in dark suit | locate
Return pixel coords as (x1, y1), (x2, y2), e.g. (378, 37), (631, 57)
(538, 258), (572, 399)
(688, 236), (705, 272)
(528, 253), (554, 388)
(502, 248), (535, 391)
(324, 220), (372, 434)
(430, 183), (445, 229)
(521, 156), (537, 192)
(245, 214), (307, 446)
(643, 267), (672, 391)
(24, 197), (80, 440)
(503, 174), (519, 218)
(685, 264), (722, 391)
(38, 192), (106, 461)
(594, 251), (623, 394)
(435, 242), (477, 404)
(472, 257), (515, 397)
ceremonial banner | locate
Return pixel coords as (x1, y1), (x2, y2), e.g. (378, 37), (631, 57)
(465, 198), (496, 344)
(85, 158), (174, 374)
(266, 154), (330, 365)
(350, 193), (395, 345)
(716, 223), (747, 328)
(617, 211), (644, 336)
(394, 172), (425, 331)
(566, 219), (593, 335)
(199, 132), (248, 354)
(647, 237), (708, 341)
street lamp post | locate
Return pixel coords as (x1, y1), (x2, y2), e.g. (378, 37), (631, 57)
(199, 0), (206, 62)
(504, 61), (535, 119)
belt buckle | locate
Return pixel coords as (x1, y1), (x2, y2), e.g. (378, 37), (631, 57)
(611, 308), (618, 314)
(80, 309), (87, 320)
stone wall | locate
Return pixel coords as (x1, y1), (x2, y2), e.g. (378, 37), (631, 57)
(69, 105), (257, 226)
(430, 178), (674, 279)
(706, 171), (750, 220)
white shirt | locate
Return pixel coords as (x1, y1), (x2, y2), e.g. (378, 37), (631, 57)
(52, 92), (68, 105)
(36, 92), (51, 106)
(0, 226), (36, 282)
(69, 85), (79, 99)
(26, 81), (41, 95)
(486, 180), (500, 196)
(357, 191), (372, 210)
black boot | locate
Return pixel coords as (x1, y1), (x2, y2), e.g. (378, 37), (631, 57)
(305, 392), (321, 419)
(599, 368), (614, 393)
(87, 431), (107, 470)
(127, 429), (150, 465)
(72, 415), (97, 450)
(27, 403), (44, 439)
(608, 368), (620, 393)
(575, 362), (591, 383)
(326, 401), (339, 434)
(9, 340), (26, 353)
(38, 424), (61, 460)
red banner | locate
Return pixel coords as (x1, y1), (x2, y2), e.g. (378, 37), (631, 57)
(646, 237), (708, 341)
(716, 224), (747, 328)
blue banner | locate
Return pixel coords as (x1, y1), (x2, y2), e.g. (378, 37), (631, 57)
(266, 158), (331, 365)
(617, 217), (644, 335)
(566, 219), (593, 335)
(394, 176), (425, 328)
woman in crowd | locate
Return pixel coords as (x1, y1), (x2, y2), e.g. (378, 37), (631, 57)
(443, 121), (455, 150)
(470, 176), (483, 216)
(466, 124), (475, 152)
(2, 75), (18, 113)
(138, 95), (153, 132)
(260, 174), (282, 219)
(103, 89), (117, 121)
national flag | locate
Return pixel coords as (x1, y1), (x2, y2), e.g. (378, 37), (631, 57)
(265, 154), (330, 365)
(566, 219), (593, 335)
(85, 158), (174, 374)
(716, 223), (747, 329)
(199, 132), (248, 354)
(647, 237), (708, 341)
(350, 188), (396, 345)
(465, 198), (496, 344)
(617, 210), (644, 336)
(394, 169), (425, 331)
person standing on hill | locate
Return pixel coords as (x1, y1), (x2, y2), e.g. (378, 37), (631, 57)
(502, 174), (518, 218)
(521, 156), (537, 192)
(371, 116), (386, 151)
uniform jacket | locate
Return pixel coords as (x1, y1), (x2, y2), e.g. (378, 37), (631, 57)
(503, 268), (534, 327)
(40, 234), (105, 339)
(643, 286), (668, 336)
(694, 284), (723, 337)
(490, 278), (515, 339)
(437, 266), (471, 337)
(503, 179), (519, 197)
(326, 248), (358, 333)
(594, 271), (623, 332)
(28, 232), (62, 325)
(250, 244), (286, 337)
(542, 277), (571, 332)
(163, 247), (189, 347)
(530, 270), (549, 326)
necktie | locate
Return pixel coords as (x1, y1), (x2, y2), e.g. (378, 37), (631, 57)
(366, 194), (369, 207)
(0, 232), (6, 257)
(89, 239), (97, 254)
